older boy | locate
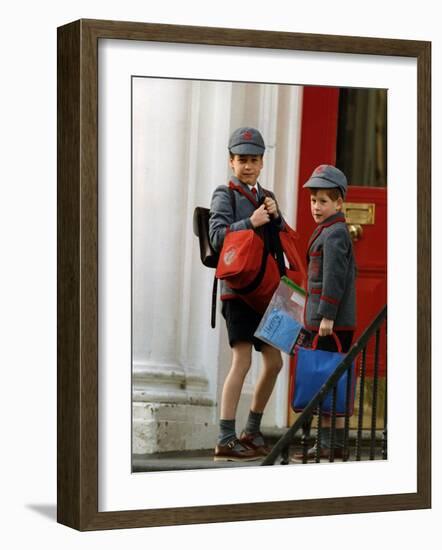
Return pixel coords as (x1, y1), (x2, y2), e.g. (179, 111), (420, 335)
(209, 127), (284, 462)
(292, 164), (356, 462)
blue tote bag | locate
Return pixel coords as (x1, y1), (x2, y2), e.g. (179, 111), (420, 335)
(291, 333), (356, 416)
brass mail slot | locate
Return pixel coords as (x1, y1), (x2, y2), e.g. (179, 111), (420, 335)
(343, 202), (376, 225)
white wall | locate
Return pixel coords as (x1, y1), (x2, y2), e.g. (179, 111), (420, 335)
(1, 0), (440, 548)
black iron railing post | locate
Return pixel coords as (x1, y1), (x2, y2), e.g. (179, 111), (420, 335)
(370, 329), (381, 460)
(356, 347), (367, 461)
(316, 404), (323, 462)
(343, 363), (353, 461)
(329, 386), (338, 462)
(382, 319), (388, 460)
(281, 440), (290, 465)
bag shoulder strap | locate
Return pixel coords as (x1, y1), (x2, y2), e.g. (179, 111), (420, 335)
(228, 180), (259, 208)
(211, 276), (218, 329)
(228, 186), (236, 218)
(258, 187), (286, 277)
(211, 187), (236, 328)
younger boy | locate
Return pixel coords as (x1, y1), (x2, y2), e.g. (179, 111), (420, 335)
(292, 164), (357, 462)
(209, 127), (284, 462)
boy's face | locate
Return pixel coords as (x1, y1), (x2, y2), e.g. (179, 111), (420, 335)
(229, 154), (263, 186)
(310, 189), (343, 224)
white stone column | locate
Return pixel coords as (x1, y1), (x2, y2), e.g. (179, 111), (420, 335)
(132, 78), (190, 370)
(132, 78), (233, 453)
(182, 80), (233, 391)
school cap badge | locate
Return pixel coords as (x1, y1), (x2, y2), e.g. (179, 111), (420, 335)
(228, 127), (266, 156)
(303, 164), (348, 198)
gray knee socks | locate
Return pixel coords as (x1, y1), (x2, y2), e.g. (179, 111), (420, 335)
(244, 410), (263, 434)
(218, 419), (236, 446)
(244, 410), (265, 446)
(218, 411), (265, 446)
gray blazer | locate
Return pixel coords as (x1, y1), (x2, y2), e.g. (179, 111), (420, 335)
(304, 212), (356, 331)
(209, 176), (284, 300)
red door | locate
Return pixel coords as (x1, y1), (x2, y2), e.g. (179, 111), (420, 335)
(295, 86), (387, 376)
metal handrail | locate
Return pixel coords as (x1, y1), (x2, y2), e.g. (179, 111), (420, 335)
(261, 304), (387, 466)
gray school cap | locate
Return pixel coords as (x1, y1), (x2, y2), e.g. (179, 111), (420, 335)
(228, 127), (265, 156)
(303, 164), (348, 198)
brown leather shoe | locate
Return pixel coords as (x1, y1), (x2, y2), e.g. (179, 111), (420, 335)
(214, 438), (262, 462)
(290, 446), (349, 463)
(239, 431), (271, 457)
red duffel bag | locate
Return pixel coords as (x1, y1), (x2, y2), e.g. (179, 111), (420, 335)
(215, 214), (307, 314)
(215, 229), (261, 285)
(216, 229), (282, 314)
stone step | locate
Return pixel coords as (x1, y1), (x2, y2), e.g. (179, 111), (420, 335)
(133, 435), (385, 472)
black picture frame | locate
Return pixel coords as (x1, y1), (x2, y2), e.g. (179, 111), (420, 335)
(57, 18), (431, 530)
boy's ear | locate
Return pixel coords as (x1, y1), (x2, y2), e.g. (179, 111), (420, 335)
(336, 197), (344, 210)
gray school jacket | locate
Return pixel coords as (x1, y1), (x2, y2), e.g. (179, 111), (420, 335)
(209, 176), (285, 301)
(304, 212), (357, 331)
